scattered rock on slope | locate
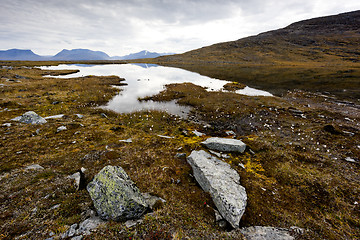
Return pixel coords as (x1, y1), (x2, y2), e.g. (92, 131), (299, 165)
(87, 165), (148, 221)
(187, 150), (247, 228)
(201, 137), (246, 153)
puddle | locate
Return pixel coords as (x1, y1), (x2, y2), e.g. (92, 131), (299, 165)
(41, 64), (273, 116)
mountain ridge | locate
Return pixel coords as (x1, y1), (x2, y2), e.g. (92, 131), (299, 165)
(155, 10), (360, 65)
(0, 48), (172, 61)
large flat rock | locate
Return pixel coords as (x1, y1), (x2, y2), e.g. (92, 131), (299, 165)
(187, 150), (247, 228)
(87, 165), (148, 221)
(201, 137), (246, 153)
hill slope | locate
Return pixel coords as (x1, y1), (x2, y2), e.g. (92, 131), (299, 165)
(157, 10), (360, 64)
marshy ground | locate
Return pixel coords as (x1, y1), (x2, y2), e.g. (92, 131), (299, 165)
(0, 62), (359, 239)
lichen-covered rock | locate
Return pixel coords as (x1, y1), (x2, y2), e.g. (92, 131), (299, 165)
(201, 137), (246, 153)
(87, 165), (148, 221)
(12, 111), (47, 124)
(187, 150), (247, 228)
(240, 226), (294, 240)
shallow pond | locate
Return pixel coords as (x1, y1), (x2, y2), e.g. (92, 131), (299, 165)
(42, 64), (272, 116)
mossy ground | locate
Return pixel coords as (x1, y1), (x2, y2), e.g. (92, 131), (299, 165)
(0, 62), (359, 240)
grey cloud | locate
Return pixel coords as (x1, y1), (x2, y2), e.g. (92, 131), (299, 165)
(1, 0), (359, 55)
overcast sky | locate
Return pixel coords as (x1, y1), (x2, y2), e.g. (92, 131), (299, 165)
(1, 0), (359, 56)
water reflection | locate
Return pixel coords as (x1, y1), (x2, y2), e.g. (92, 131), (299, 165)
(41, 64), (272, 116)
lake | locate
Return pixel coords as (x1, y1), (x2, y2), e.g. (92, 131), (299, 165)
(42, 64), (272, 116)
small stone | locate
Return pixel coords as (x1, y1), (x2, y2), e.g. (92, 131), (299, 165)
(142, 192), (166, 210)
(119, 138), (132, 143)
(57, 126), (67, 133)
(75, 114), (84, 119)
(209, 150), (222, 158)
(157, 135), (174, 139)
(67, 223), (78, 237)
(25, 164), (44, 170)
(68, 172), (82, 190)
(289, 226), (305, 235)
(45, 114), (65, 119)
(175, 153), (186, 159)
(2, 123), (11, 127)
(214, 209), (224, 222)
(71, 236), (83, 240)
(192, 130), (205, 137)
(125, 219), (143, 228)
(225, 130), (236, 136)
(218, 220), (227, 228)
(31, 207), (38, 215)
(345, 157), (356, 163)
(50, 204), (61, 210)
(76, 216), (105, 235)
(100, 113), (108, 118)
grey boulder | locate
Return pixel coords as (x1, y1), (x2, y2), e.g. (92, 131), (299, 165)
(187, 150), (247, 228)
(201, 137), (246, 153)
(87, 165), (148, 221)
(12, 111), (47, 124)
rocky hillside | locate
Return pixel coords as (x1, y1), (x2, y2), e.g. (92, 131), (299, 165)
(157, 10), (360, 64)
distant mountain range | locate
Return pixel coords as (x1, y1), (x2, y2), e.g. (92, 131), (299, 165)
(157, 10), (360, 64)
(112, 50), (173, 60)
(0, 49), (173, 61)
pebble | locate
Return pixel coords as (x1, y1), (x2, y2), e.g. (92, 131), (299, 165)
(192, 130), (205, 137)
(57, 126), (67, 133)
(44, 114), (65, 119)
(50, 204), (61, 210)
(25, 164), (44, 170)
(225, 130), (236, 136)
(157, 135), (174, 139)
(125, 219), (143, 228)
(345, 157), (356, 163)
(175, 153), (186, 158)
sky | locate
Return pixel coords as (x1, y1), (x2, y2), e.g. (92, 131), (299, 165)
(1, 0), (359, 56)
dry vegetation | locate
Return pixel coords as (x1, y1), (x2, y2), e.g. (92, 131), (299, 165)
(0, 61), (359, 240)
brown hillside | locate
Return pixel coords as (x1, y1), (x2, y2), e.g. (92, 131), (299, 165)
(157, 10), (360, 65)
